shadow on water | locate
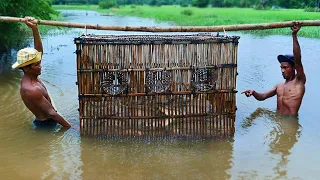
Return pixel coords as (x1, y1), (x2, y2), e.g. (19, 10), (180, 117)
(241, 108), (301, 179)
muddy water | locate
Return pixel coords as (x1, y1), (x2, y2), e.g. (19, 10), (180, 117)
(0, 10), (319, 179)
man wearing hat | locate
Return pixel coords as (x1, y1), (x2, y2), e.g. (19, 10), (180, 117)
(242, 22), (306, 116)
(12, 17), (71, 127)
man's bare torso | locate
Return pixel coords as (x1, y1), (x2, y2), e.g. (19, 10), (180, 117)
(20, 76), (53, 120)
(276, 76), (305, 115)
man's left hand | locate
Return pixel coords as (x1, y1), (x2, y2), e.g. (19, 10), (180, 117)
(291, 22), (301, 34)
(25, 16), (38, 29)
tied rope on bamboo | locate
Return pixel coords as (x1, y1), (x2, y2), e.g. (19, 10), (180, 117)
(0, 16), (320, 32)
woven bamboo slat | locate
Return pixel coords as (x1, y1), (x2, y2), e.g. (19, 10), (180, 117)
(75, 34), (239, 138)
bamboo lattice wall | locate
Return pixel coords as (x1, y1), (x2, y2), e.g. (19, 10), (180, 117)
(74, 34), (240, 138)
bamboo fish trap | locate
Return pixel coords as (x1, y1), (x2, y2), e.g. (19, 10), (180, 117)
(75, 33), (239, 138)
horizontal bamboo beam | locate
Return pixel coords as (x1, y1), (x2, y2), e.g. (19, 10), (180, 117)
(1, 16), (319, 32)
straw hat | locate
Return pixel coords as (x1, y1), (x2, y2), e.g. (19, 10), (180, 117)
(12, 48), (42, 69)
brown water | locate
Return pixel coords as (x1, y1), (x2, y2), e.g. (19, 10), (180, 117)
(0, 10), (319, 179)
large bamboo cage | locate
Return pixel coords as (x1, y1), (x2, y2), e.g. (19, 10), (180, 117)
(74, 33), (240, 138)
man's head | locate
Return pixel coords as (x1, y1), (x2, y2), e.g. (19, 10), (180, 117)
(12, 48), (42, 75)
(278, 54), (295, 80)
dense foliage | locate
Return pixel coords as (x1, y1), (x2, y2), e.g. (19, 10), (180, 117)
(0, 0), (57, 51)
(99, 0), (117, 8)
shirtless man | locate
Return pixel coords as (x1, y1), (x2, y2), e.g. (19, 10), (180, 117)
(12, 17), (71, 127)
(242, 22), (306, 116)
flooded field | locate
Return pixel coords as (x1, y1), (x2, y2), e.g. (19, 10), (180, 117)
(0, 10), (319, 179)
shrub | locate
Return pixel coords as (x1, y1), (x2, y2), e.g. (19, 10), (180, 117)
(254, 4), (270, 10)
(180, 2), (188, 7)
(304, 7), (320, 12)
(304, 7), (315, 12)
(99, 0), (116, 9)
(181, 9), (193, 16)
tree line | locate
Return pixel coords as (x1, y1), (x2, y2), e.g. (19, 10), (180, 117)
(53, 0), (320, 9)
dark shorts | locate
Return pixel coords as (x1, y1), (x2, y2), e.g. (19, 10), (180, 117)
(33, 119), (57, 127)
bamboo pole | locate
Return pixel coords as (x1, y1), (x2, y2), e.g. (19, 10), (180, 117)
(1, 16), (319, 32)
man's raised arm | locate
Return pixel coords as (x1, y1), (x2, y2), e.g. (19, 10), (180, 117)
(292, 22), (306, 84)
(25, 17), (43, 55)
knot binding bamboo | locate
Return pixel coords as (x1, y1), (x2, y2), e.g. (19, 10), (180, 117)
(75, 33), (240, 138)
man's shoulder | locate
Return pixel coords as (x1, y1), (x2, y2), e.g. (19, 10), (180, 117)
(20, 82), (42, 97)
(275, 82), (285, 88)
(21, 82), (36, 91)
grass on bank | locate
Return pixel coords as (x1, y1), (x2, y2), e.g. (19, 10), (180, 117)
(53, 5), (320, 38)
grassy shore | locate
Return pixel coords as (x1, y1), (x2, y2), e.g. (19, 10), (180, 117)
(53, 5), (320, 38)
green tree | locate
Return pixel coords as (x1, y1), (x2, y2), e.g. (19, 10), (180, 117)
(259, 0), (268, 7)
(0, 0), (58, 51)
(211, 0), (222, 7)
(191, 0), (209, 7)
(149, 0), (157, 6)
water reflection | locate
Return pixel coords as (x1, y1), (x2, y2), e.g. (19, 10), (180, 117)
(40, 128), (83, 179)
(241, 108), (302, 178)
(0, 125), (69, 178)
(0, 51), (14, 74)
(80, 138), (234, 179)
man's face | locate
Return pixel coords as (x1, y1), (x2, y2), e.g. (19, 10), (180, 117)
(24, 61), (42, 76)
(280, 62), (295, 79)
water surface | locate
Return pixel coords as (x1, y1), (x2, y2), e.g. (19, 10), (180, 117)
(0, 10), (319, 179)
